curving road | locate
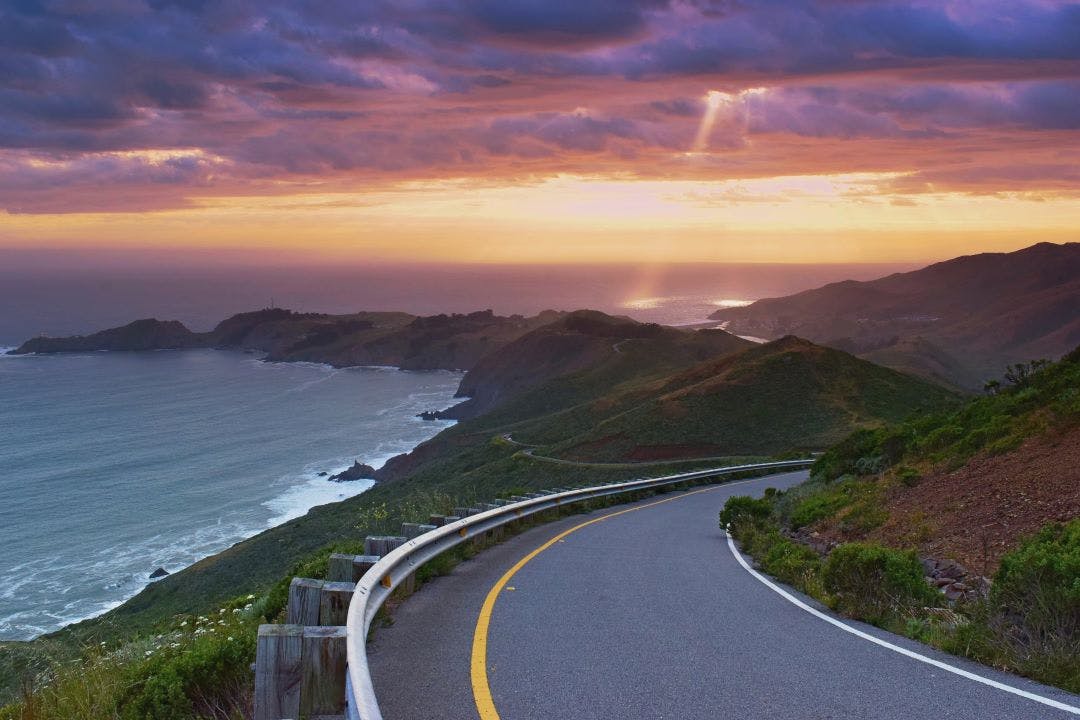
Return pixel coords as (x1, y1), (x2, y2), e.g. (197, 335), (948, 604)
(367, 471), (1080, 719)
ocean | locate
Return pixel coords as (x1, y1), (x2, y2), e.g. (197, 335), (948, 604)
(0, 349), (461, 640)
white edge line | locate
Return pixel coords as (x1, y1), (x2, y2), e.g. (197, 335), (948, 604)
(725, 533), (1080, 716)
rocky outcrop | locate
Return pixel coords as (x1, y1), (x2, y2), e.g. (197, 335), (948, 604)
(11, 319), (205, 354)
(921, 558), (991, 604)
(329, 461), (377, 482)
(788, 526), (990, 605)
(149, 567), (169, 580)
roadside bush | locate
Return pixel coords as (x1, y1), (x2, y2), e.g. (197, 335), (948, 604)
(822, 543), (937, 625)
(761, 535), (821, 590)
(119, 619), (257, 720)
(992, 520), (1080, 652)
(790, 493), (845, 529)
(718, 495), (771, 530)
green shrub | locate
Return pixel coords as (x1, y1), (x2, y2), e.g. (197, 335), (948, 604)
(822, 543), (937, 625)
(992, 520), (1080, 649)
(790, 491), (849, 529)
(119, 624), (256, 720)
(838, 499), (889, 534)
(718, 495), (771, 530)
(896, 466), (921, 488)
(761, 535), (821, 589)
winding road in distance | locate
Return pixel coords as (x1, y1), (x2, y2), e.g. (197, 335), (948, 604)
(366, 470), (1080, 719)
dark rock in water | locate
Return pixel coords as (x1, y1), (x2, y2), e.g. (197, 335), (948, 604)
(330, 461), (377, 482)
(149, 567), (169, 579)
(317, 471), (328, 477)
(418, 409), (453, 421)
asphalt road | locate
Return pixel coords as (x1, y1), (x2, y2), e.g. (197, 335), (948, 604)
(367, 471), (1080, 719)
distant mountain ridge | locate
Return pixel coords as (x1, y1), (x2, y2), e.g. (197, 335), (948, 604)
(710, 242), (1080, 389)
(8, 308), (564, 373)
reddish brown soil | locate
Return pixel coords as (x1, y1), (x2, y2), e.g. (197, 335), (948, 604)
(863, 426), (1080, 575)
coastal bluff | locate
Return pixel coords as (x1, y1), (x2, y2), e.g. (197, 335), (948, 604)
(8, 307), (564, 375)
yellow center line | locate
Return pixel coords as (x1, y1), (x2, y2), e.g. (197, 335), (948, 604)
(470, 485), (724, 719)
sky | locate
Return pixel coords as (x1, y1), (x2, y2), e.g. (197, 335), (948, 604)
(1, 0), (1079, 264)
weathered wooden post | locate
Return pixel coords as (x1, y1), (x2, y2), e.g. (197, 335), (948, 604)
(300, 626), (348, 718)
(428, 514), (448, 527)
(254, 624), (303, 720)
(319, 581), (355, 626)
(287, 578), (323, 625)
(327, 553), (351, 582)
(364, 535), (406, 556)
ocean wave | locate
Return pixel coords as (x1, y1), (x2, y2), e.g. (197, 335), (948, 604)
(263, 475), (375, 526)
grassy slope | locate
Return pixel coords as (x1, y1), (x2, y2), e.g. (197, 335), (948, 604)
(538, 336), (959, 461)
(779, 345), (1080, 571)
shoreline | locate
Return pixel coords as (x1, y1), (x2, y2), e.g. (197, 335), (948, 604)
(0, 350), (462, 642)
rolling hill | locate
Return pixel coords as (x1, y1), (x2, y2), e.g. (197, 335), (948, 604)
(710, 242), (1080, 390)
(376, 314), (958, 484)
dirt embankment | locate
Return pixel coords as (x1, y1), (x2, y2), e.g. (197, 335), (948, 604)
(866, 426), (1080, 575)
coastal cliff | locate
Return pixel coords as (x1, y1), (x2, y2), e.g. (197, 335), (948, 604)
(12, 319), (206, 354)
(8, 308), (564, 376)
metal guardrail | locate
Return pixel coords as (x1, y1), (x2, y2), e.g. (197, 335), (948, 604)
(343, 459), (813, 720)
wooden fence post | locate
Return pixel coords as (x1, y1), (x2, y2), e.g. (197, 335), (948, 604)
(351, 554), (380, 581)
(287, 578), (323, 625)
(364, 535), (406, 556)
(254, 624), (303, 720)
(300, 626), (348, 718)
(319, 582), (355, 626)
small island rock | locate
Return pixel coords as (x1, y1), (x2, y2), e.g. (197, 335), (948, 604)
(330, 461), (377, 482)
(149, 567), (169, 580)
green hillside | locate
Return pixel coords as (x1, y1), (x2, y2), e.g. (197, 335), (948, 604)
(528, 336), (959, 462)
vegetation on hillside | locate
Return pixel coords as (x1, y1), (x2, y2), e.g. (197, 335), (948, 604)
(721, 346), (1080, 693)
(813, 346), (1080, 483)
(537, 336), (958, 461)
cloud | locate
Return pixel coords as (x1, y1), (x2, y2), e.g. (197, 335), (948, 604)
(0, 0), (1077, 212)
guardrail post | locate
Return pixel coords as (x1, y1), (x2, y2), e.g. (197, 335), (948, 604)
(364, 535), (406, 556)
(328, 554), (381, 583)
(255, 624), (303, 720)
(428, 514), (448, 527)
(287, 578), (323, 625)
(327, 553), (353, 582)
(300, 626), (348, 718)
(319, 582), (355, 626)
